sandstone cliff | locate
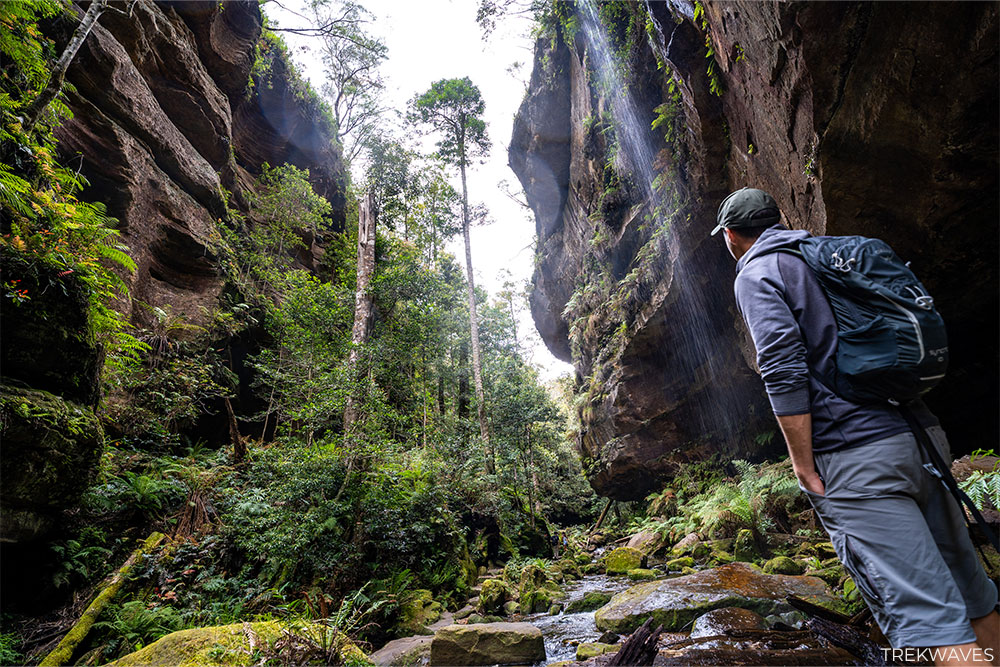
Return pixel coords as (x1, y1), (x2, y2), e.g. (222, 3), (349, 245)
(510, 1), (998, 499)
(54, 0), (347, 329)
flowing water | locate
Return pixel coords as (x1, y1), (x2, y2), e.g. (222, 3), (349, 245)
(576, 0), (752, 445)
(525, 572), (633, 663)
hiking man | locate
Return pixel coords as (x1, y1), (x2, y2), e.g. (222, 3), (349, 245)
(714, 187), (998, 665)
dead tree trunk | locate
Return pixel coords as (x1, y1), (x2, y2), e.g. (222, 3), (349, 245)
(608, 616), (663, 666)
(343, 192), (377, 431)
(23, 0), (115, 133)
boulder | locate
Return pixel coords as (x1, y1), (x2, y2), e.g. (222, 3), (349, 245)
(477, 579), (513, 615)
(576, 642), (619, 660)
(502, 600), (520, 616)
(110, 621), (366, 666)
(370, 636), (432, 667)
(594, 562), (837, 633)
(603, 546), (646, 574)
(689, 607), (768, 638)
(733, 530), (758, 562)
(627, 568), (660, 581)
(429, 623), (545, 666)
(626, 530), (665, 555)
(1, 385), (104, 542)
(520, 588), (554, 614)
(397, 589), (442, 635)
(664, 557), (695, 571)
(672, 532), (702, 552)
(565, 591), (613, 613)
(763, 556), (804, 576)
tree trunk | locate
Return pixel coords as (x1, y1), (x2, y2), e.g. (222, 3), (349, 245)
(39, 532), (165, 667)
(343, 192), (377, 431)
(225, 397), (245, 463)
(457, 342), (469, 420)
(527, 425), (541, 518)
(23, 0), (109, 133)
(591, 499), (614, 534)
(458, 160), (493, 474)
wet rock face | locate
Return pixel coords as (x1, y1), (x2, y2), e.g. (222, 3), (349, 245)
(54, 0), (346, 330)
(510, 2), (999, 499)
(593, 562), (835, 633)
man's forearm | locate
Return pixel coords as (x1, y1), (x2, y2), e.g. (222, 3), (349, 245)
(775, 412), (825, 495)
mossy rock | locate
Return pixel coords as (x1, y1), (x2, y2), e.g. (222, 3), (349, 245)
(603, 547), (645, 574)
(805, 565), (844, 588)
(627, 568), (659, 581)
(557, 558), (582, 579)
(0, 384), (104, 542)
(566, 591), (613, 613)
(574, 553), (592, 565)
(664, 557), (694, 571)
(398, 589), (442, 635)
(548, 603), (562, 615)
(594, 563), (837, 633)
(502, 600), (520, 616)
(478, 579), (514, 615)
(0, 249), (102, 406)
(576, 642), (619, 660)
(519, 563), (549, 597)
(430, 623), (544, 666)
(733, 529), (757, 562)
(109, 621), (367, 666)
(709, 550), (735, 566)
(519, 589), (553, 614)
(763, 556), (804, 575)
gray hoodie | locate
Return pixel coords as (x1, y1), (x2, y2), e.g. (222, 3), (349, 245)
(733, 225), (934, 452)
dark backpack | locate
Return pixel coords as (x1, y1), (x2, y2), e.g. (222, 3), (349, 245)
(763, 235), (948, 405)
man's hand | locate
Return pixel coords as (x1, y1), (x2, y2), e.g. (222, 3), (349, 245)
(775, 412), (824, 496)
(796, 469), (825, 496)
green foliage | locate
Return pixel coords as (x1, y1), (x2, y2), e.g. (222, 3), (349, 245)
(50, 538), (113, 590)
(409, 77), (490, 168)
(0, 0), (147, 377)
(960, 470), (1000, 512)
(0, 630), (24, 667)
(95, 601), (184, 653)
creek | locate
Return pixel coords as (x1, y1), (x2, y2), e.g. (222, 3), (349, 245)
(525, 571), (633, 663)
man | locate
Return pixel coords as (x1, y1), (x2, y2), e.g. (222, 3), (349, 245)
(714, 187), (998, 665)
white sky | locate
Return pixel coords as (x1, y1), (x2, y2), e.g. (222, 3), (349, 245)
(266, 0), (573, 380)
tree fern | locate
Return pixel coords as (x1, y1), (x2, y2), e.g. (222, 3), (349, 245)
(959, 470), (1000, 512)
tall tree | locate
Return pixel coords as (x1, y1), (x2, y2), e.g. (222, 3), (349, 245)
(309, 0), (388, 163)
(410, 77), (493, 472)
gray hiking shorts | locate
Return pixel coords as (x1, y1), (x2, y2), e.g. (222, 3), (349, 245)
(801, 426), (998, 648)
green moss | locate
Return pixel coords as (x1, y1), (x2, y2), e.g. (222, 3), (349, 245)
(664, 557), (694, 571)
(626, 568), (659, 581)
(763, 556), (804, 575)
(566, 592), (613, 614)
(477, 579), (513, 615)
(577, 642), (619, 660)
(603, 547), (645, 574)
(108, 621), (368, 667)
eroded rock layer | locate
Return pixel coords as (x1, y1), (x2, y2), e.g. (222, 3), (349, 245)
(510, 2), (998, 499)
(54, 0), (346, 329)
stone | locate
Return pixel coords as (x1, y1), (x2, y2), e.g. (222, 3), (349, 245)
(603, 546), (646, 574)
(502, 601), (520, 616)
(672, 533), (702, 552)
(110, 621), (365, 666)
(597, 631), (619, 644)
(805, 565), (845, 588)
(763, 556), (804, 575)
(477, 579), (513, 616)
(453, 605), (475, 621)
(626, 530), (665, 555)
(689, 607), (768, 638)
(733, 530), (758, 562)
(593, 562), (837, 633)
(429, 623), (545, 666)
(627, 568), (660, 581)
(370, 635), (432, 666)
(520, 589), (553, 615)
(0, 385), (104, 543)
(655, 632), (856, 665)
(565, 592), (613, 613)
(576, 642), (619, 660)
(548, 603), (562, 615)
(397, 589), (442, 635)
(664, 557), (694, 571)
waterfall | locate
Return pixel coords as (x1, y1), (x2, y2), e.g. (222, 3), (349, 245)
(577, 0), (745, 443)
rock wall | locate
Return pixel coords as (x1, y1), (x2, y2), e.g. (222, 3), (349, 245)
(54, 0), (347, 329)
(510, 2), (998, 499)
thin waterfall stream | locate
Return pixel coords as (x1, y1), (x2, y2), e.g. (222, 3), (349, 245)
(577, 0), (746, 443)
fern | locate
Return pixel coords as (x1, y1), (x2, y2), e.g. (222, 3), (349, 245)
(960, 470), (1000, 512)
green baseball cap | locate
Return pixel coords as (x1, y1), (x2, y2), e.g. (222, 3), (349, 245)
(711, 187), (780, 236)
